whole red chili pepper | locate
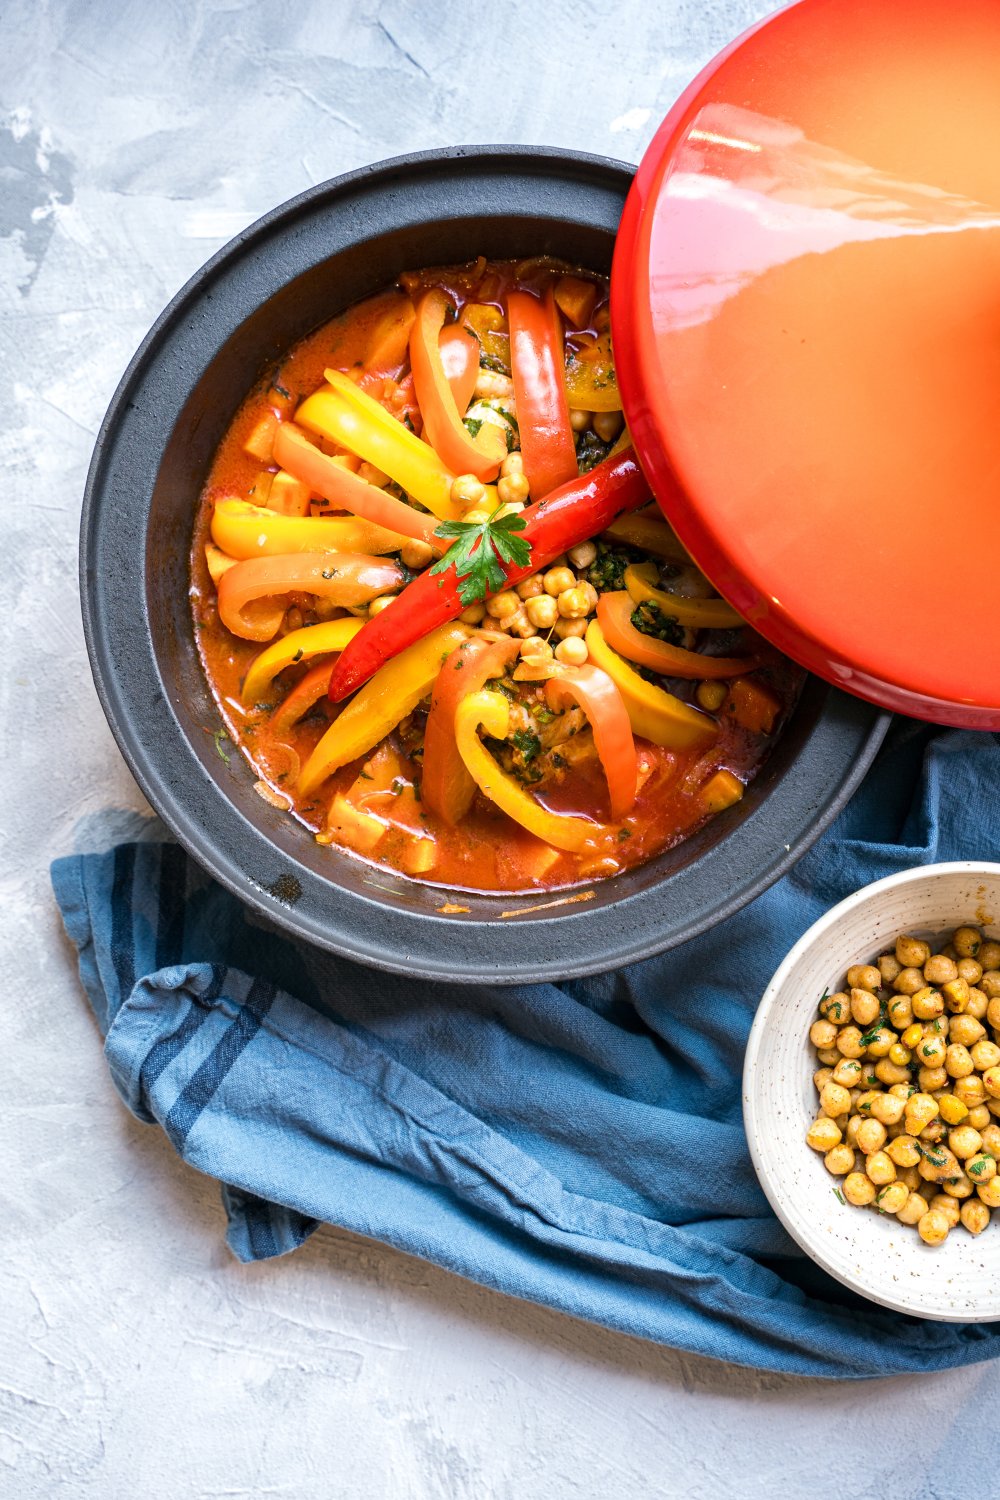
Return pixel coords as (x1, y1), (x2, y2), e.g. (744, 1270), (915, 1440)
(327, 446), (652, 702)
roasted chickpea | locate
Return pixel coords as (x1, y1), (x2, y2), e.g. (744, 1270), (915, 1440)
(816, 1047), (840, 1067)
(893, 966), (927, 996)
(968, 1105), (992, 1132)
(876, 1181), (909, 1215)
(904, 1093), (940, 1130)
(942, 977), (971, 1014)
(554, 636), (588, 667)
(400, 538), (433, 570)
(878, 954), (903, 986)
(966, 1152), (998, 1185)
(920, 1119), (946, 1144)
(979, 942), (1000, 971)
(948, 1126), (983, 1160)
(918, 1144), (961, 1183)
(886, 995), (913, 1031)
(949, 1014), (986, 1046)
(870, 1093), (906, 1126)
(983, 1066), (1000, 1099)
(486, 589), (521, 620)
(917, 1209), (950, 1245)
(524, 593), (558, 630)
(918, 1066), (949, 1093)
(945, 1043), (975, 1079)
(954, 1074), (988, 1108)
(898, 1165), (923, 1192)
(953, 926), (983, 959)
(942, 1174), (974, 1200)
(865, 1027), (896, 1059)
(809, 1018), (837, 1049)
(824, 1144), (856, 1176)
(897, 1191), (929, 1225)
(896, 935), (931, 969)
(912, 987), (944, 1020)
(865, 1150), (896, 1186)
(497, 471), (530, 507)
(987, 998), (1000, 1031)
(887, 1135), (922, 1169)
(516, 574), (545, 600)
(696, 680), (727, 712)
(972, 1039), (1000, 1072)
(847, 964), (881, 992)
(957, 958), (983, 986)
(960, 1199), (990, 1235)
(875, 1059), (911, 1086)
(937, 1094), (969, 1126)
(901, 1022), (925, 1050)
(832, 1058), (863, 1088)
(843, 1172), (877, 1206)
(925, 954), (959, 986)
(856, 1118), (888, 1156)
(368, 594), (398, 618)
(500, 452), (525, 478)
(806, 1116), (843, 1151)
(978, 1178), (1000, 1208)
(967, 987), (988, 1019)
(917, 1033), (946, 1068)
(979, 1124), (1000, 1158)
(553, 616), (588, 640)
(928, 1194), (962, 1228)
(543, 565), (576, 597)
(556, 584), (597, 620)
(980, 971), (1000, 1000)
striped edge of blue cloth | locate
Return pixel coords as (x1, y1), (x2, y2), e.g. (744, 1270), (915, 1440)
(52, 722), (1000, 1378)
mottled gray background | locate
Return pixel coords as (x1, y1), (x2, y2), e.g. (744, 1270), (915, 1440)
(2, 1), (996, 1495)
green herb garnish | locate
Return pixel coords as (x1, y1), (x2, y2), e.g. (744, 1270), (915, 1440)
(511, 729), (541, 763)
(213, 729), (231, 764)
(833, 1188), (846, 1205)
(430, 505), (532, 606)
(630, 600), (685, 646)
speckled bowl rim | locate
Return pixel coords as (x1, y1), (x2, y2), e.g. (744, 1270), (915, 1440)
(744, 860), (1000, 1322)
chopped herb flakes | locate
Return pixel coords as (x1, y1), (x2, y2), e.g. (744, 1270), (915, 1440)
(213, 729), (231, 764)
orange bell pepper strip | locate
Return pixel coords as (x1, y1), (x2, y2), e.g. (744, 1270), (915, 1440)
(563, 330), (621, 413)
(273, 422), (445, 551)
(212, 498), (408, 560)
(453, 690), (607, 853)
(217, 554), (403, 643)
(269, 661), (335, 735)
(241, 618), (364, 705)
(623, 562), (742, 629)
(553, 275), (597, 330)
(422, 635), (520, 824)
(508, 287), (578, 498)
(298, 623), (469, 796)
(602, 512), (690, 562)
(439, 320), (480, 413)
(299, 373), (465, 519)
(544, 664), (637, 820)
(410, 290), (506, 481)
(596, 593), (760, 679)
(584, 622), (717, 750)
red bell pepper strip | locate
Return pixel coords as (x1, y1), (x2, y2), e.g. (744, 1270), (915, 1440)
(422, 635), (520, 824)
(508, 287), (578, 498)
(410, 290), (506, 481)
(544, 665), (637, 821)
(440, 322), (480, 414)
(327, 446), (649, 702)
(269, 661), (335, 735)
(596, 592), (761, 679)
(272, 422), (446, 552)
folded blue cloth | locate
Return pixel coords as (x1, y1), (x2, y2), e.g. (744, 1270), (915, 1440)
(53, 722), (1000, 1378)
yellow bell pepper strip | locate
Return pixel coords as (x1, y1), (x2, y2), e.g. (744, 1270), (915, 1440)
(204, 542), (238, 585)
(508, 287), (578, 498)
(299, 372), (464, 520)
(217, 553), (403, 643)
(211, 498), (408, 560)
(269, 661), (335, 735)
(623, 561), (742, 629)
(564, 330), (621, 413)
(602, 511), (691, 562)
(453, 690), (607, 853)
(422, 635), (521, 825)
(584, 622), (718, 750)
(298, 623), (470, 796)
(410, 290), (506, 481)
(544, 665), (637, 821)
(597, 592), (760, 679)
(272, 422), (445, 551)
(242, 617), (363, 706)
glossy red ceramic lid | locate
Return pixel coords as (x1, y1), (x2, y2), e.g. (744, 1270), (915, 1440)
(611, 0), (1000, 727)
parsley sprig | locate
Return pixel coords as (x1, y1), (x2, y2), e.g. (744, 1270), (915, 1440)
(429, 505), (532, 606)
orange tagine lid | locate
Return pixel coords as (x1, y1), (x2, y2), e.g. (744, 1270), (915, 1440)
(611, 0), (1000, 728)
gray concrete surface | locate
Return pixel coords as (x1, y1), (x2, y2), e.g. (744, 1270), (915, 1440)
(3, 1), (998, 1495)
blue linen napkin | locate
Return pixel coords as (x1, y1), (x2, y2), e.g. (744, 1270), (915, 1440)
(52, 722), (1000, 1378)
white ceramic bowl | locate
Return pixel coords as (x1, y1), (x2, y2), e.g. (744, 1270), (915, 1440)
(744, 861), (1000, 1321)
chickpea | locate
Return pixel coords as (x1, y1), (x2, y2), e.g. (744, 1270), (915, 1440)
(954, 1074), (988, 1108)
(856, 1118), (887, 1156)
(978, 1178), (1000, 1208)
(957, 958), (983, 986)
(519, 636), (553, 660)
(887, 1135), (922, 1169)
(865, 1028), (896, 1059)
(368, 594), (397, 618)
(816, 1047), (840, 1066)
(948, 1126), (983, 1160)
(543, 565), (576, 596)
(979, 941), (1000, 971)
(924, 954), (958, 987)
(486, 589), (521, 621)
(953, 925), (983, 959)
(945, 1043), (975, 1079)
(450, 473), (486, 508)
(917, 1209), (950, 1245)
(972, 1039), (1000, 1072)
(961, 1200), (990, 1235)
(847, 964), (881, 992)
(886, 1042), (912, 1066)
(876, 1181), (910, 1215)
(894, 966), (927, 995)
(592, 409), (624, 444)
(824, 1144), (856, 1176)
(554, 636), (589, 667)
(942, 977), (970, 1014)
(967, 987), (989, 1019)
(458, 601), (487, 624)
(987, 999), (1000, 1031)
(694, 680), (727, 712)
(832, 1058), (863, 1088)
(896, 935), (931, 969)
(918, 1066), (949, 1093)
(979, 1124), (1000, 1158)
(524, 593), (558, 630)
(984, 1066), (1000, 1099)
(849, 988), (880, 1027)
(878, 954), (903, 986)
(898, 1165), (923, 1191)
(918, 1144), (961, 1183)
(500, 452), (524, 477)
(845, 1116), (864, 1148)
(566, 541), (597, 570)
(569, 408), (592, 432)
(813, 1067), (834, 1092)
(889, 1082), (916, 1100)
(806, 1116), (843, 1152)
(843, 1172), (877, 1206)
(516, 574), (545, 600)
(897, 1191), (929, 1225)
(978, 971), (1000, 1000)
(941, 1174), (974, 1200)
(912, 987), (944, 1020)
(949, 1013), (986, 1046)
(400, 538), (433, 571)
(870, 1093), (906, 1126)
(916, 1033), (946, 1068)
(554, 617), (588, 640)
(901, 1022), (925, 1050)
(557, 584), (597, 620)
(989, 1098), (1000, 1119)
(904, 1093), (940, 1131)
(497, 471), (530, 507)
(875, 1059), (911, 1087)
(855, 1090), (881, 1114)
(865, 1150), (896, 1186)
(920, 1119), (946, 1144)
(937, 1094), (969, 1126)
(886, 995), (913, 1031)
(966, 1152), (998, 1185)
(860, 1063), (882, 1089)
(968, 1105), (992, 1132)
(928, 1194), (962, 1228)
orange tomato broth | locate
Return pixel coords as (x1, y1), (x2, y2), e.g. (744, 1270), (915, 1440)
(190, 257), (803, 893)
